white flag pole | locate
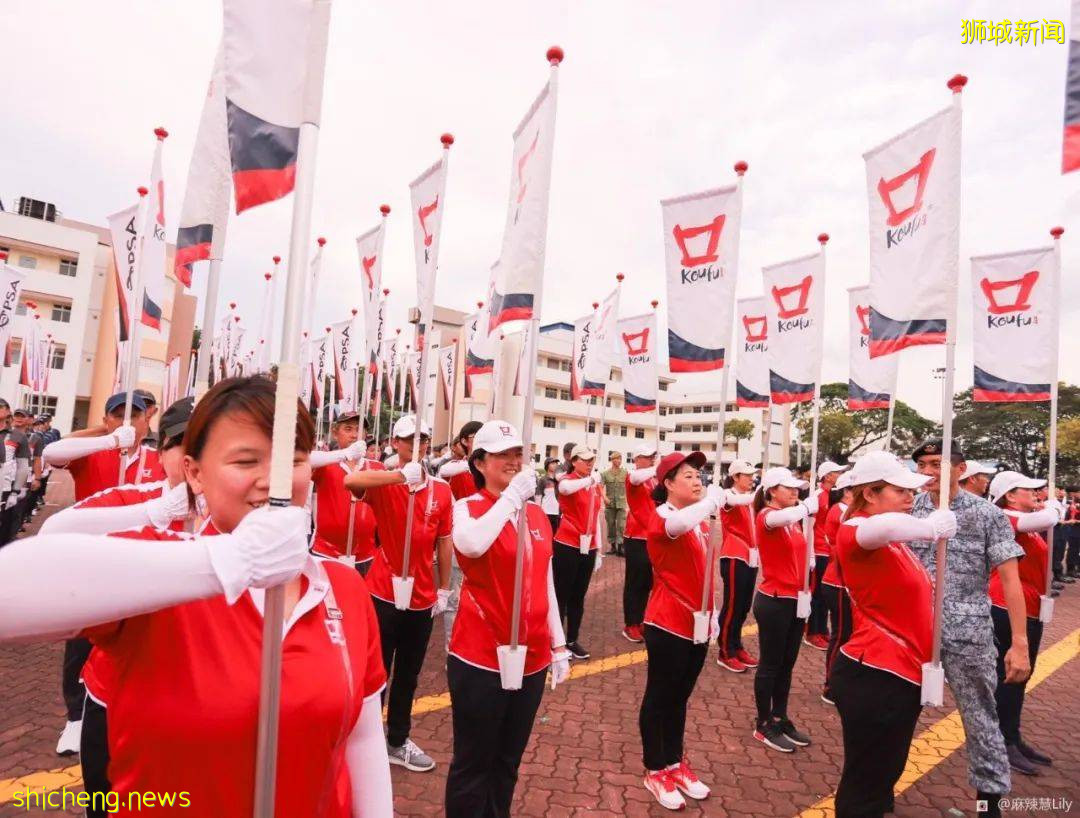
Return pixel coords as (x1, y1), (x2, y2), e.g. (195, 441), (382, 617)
(696, 161), (747, 635)
(253, 2), (332, 814)
(923, 73), (967, 707)
(651, 299), (662, 448)
(583, 300), (598, 448)
(398, 134), (454, 604)
(884, 394), (896, 452)
(387, 329), (401, 436)
(585, 274), (621, 552)
(445, 341), (458, 449)
(118, 178), (153, 483)
(1041, 225), (1065, 624)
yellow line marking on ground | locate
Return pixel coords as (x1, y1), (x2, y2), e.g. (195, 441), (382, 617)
(796, 628), (1080, 818)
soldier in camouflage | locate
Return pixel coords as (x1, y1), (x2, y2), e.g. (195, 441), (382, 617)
(908, 440), (1031, 818)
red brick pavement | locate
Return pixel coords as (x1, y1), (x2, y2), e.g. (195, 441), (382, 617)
(2, 472), (1079, 816)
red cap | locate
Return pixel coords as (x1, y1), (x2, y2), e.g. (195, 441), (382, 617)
(380, 204), (391, 216)
(137, 186), (149, 197)
(947, 74), (968, 93)
(547, 45), (564, 65)
(441, 133), (455, 147)
(1051, 226), (1065, 238)
(317, 237), (326, 247)
(616, 273), (625, 283)
(650, 299), (659, 309)
(734, 160), (748, 176)
(817, 232), (830, 245)
(154, 127), (169, 140)
(272, 255), (281, 264)
(656, 450), (707, 484)
(0, 251), (7, 262)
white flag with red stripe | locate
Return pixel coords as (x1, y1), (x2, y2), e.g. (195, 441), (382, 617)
(582, 285), (620, 388)
(438, 344), (456, 409)
(108, 203), (143, 345)
(971, 246), (1058, 402)
(735, 296), (769, 408)
(330, 318), (357, 412)
(0, 261), (27, 361)
(163, 354), (182, 408)
(357, 219), (386, 369)
(570, 312), (602, 401)
(410, 154), (448, 332)
(18, 315), (40, 389)
(847, 286), (898, 409)
(865, 104), (961, 357)
(762, 251), (826, 404)
(616, 312), (658, 413)
(141, 134), (168, 331)
(511, 325), (532, 398)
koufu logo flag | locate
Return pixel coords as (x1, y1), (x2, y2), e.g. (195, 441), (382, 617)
(0, 263), (27, 358)
(490, 78), (556, 332)
(617, 312), (658, 413)
(511, 324), (532, 398)
(865, 104), (961, 357)
(438, 344), (456, 409)
(582, 285), (620, 388)
(847, 285), (898, 410)
(222, 0), (328, 212)
(735, 295), (769, 408)
(763, 251), (826, 404)
(410, 154), (448, 330)
(331, 319), (356, 411)
(571, 313), (602, 400)
(971, 246), (1058, 402)
(141, 136), (168, 331)
(662, 185), (741, 372)
(175, 46), (230, 286)
(357, 220), (386, 367)
(1064, 0), (1080, 173)
(108, 203), (143, 344)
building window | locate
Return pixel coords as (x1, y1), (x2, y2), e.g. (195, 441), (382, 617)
(675, 444), (683, 451)
(15, 302), (27, 316)
(557, 420), (567, 430)
(660, 431), (666, 441)
(659, 382), (668, 391)
(18, 255), (36, 269)
(50, 345), (65, 369)
(692, 424), (702, 433)
(23, 394), (58, 415)
(542, 415), (556, 429)
(690, 444), (701, 452)
(51, 303), (72, 323)
(545, 387), (558, 399)
(546, 445), (558, 459)
(587, 421), (596, 434)
(602, 423), (610, 435)
(559, 389), (571, 401)
(619, 425), (627, 437)
(635, 428), (645, 439)
(558, 360), (570, 372)
(8, 340), (20, 365)
(58, 258), (78, 277)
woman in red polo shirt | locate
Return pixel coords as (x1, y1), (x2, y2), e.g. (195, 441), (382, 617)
(716, 459), (758, 672)
(0, 376), (392, 817)
(638, 450), (719, 811)
(806, 461), (845, 650)
(987, 470), (1061, 773)
(444, 420), (570, 818)
(830, 451), (955, 817)
(622, 442), (658, 644)
(820, 474), (854, 706)
(751, 467), (816, 753)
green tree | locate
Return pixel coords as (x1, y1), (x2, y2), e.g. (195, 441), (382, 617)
(724, 418), (755, 444)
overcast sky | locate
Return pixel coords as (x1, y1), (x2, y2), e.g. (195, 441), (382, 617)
(2, 0), (1076, 421)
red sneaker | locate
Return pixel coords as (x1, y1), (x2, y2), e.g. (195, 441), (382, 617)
(668, 758), (710, 800)
(716, 654), (747, 673)
(735, 648), (758, 667)
(812, 635), (830, 651)
(643, 769), (686, 810)
(622, 625), (645, 643)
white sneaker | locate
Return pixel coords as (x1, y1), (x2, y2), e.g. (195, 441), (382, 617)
(56, 720), (81, 756)
(667, 759), (710, 800)
(387, 738), (435, 772)
(643, 769), (686, 810)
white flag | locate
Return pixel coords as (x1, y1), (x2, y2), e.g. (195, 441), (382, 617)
(583, 285), (620, 387)
(971, 246), (1058, 402)
(847, 286), (898, 410)
(464, 309), (494, 398)
(0, 263), (27, 359)
(108, 203), (143, 344)
(299, 339), (313, 407)
(511, 325), (532, 398)
(762, 251), (826, 404)
(163, 354), (182, 408)
(865, 104), (961, 357)
(19, 315), (40, 390)
(662, 185), (741, 371)
(570, 313), (603, 400)
(616, 312), (658, 413)
(256, 272), (275, 372)
(330, 318), (357, 412)
(357, 219), (386, 368)
(314, 334), (329, 383)
(409, 153), (448, 331)
(141, 134), (168, 331)
(438, 344), (456, 409)
(304, 239), (325, 338)
(735, 295), (770, 408)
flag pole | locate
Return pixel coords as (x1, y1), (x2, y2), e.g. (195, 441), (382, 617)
(388, 328), (401, 435)
(445, 340), (458, 450)
(762, 407), (772, 468)
(372, 289), (390, 445)
(651, 299), (661, 449)
(1041, 225), (1064, 624)
(253, 2), (332, 814)
(923, 73), (967, 707)
(696, 160), (747, 635)
(584, 300), (598, 448)
(585, 274), (621, 554)
(884, 393), (896, 452)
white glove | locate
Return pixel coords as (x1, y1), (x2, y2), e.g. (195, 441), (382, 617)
(1045, 498), (1066, 522)
(400, 461), (424, 492)
(146, 482), (191, 529)
(507, 470), (537, 506)
(550, 649), (571, 688)
(591, 470), (604, 486)
(207, 506), (310, 604)
(345, 440), (367, 461)
(113, 425), (137, 450)
(4, 494), (16, 510)
(431, 587), (452, 618)
(724, 489), (754, 508)
(705, 484), (724, 511)
(800, 495), (819, 516)
(926, 509), (958, 541)
(594, 550), (603, 574)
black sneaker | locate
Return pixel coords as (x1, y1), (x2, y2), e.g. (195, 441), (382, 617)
(753, 721), (796, 753)
(1007, 743), (1039, 776)
(567, 641), (590, 660)
(1061, 575), (1077, 584)
(1052, 581), (1065, 591)
(1016, 739), (1052, 766)
(776, 717), (811, 747)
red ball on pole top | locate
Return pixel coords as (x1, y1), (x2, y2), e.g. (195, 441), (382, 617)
(380, 204), (391, 216)
(1051, 226), (1065, 238)
(651, 299), (659, 309)
(592, 302), (599, 309)
(325, 326), (331, 333)
(947, 74), (968, 93)
(229, 302), (237, 310)
(234, 315), (241, 323)
(272, 255), (281, 265)
(441, 133), (455, 148)
(547, 45), (564, 65)
(395, 328), (401, 335)
(317, 237), (326, 247)
(616, 273), (625, 283)
(817, 233), (830, 245)
(383, 287), (390, 296)
(154, 127), (169, 140)
(734, 160), (748, 176)
(351, 308), (358, 316)
(264, 272), (272, 281)
(477, 301), (484, 309)
(137, 186), (148, 197)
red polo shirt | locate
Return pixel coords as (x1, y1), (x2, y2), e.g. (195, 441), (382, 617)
(448, 470), (478, 501)
(813, 487), (832, 557)
(450, 493), (553, 675)
(362, 474), (453, 610)
(821, 502), (847, 588)
(66, 445), (165, 503)
(624, 474), (658, 540)
(81, 525), (385, 817)
(644, 506), (713, 641)
(554, 474), (602, 550)
(720, 502), (754, 563)
(989, 512), (1048, 618)
(312, 460), (379, 563)
(755, 508), (808, 599)
(835, 514), (933, 686)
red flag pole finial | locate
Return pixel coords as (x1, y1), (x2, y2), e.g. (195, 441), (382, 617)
(441, 133), (455, 149)
(734, 160), (749, 176)
(592, 302), (599, 309)
(303, 331), (308, 339)
(817, 233), (830, 246)
(395, 328), (401, 336)
(1051, 226), (1065, 239)
(272, 255), (281, 265)
(477, 301), (484, 309)
(264, 272), (272, 281)
(547, 45), (564, 65)
(616, 273), (625, 284)
(351, 308), (359, 316)
(317, 237), (327, 247)
(650, 299), (659, 309)
(380, 204), (391, 217)
(229, 302), (237, 310)
(383, 288), (390, 297)
(154, 127), (169, 141)
(325, 326), (332, 334)
(234, 315), (241, 323)
(137, 186), (149, 197)
(947, 74), (968, 94)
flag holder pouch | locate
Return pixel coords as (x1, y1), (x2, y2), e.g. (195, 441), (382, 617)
(392, 575), (414, 611)
(496, 644), (527, 691)
(692, 610), (710, 645)
(338, 554), (356, 569)
(1039, 595), (1054, 624)
(920, 661), (944, 706)
(748, 547), (760, 568)
(579, 534), (592, 555)
(796, 589), (812, 620)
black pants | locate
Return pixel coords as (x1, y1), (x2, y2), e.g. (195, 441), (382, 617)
(1066, 531), (1080, 573)
(807, 556), (830, 636)
(752, 593), (803, 725)
(991, 607), (1043, 746)
(356, 558), (372, 578)
(552, 543), (596, 644)
(81, 696), (111, 818)
(717, 557), (756, 656)
(823, 585), (853, 696)
(831, 654), (922, 818)
(546, 514), (560, 538)
(62, 638), (92, 721)
(3, 494), (25, 544)
(1051, 527), (1067, 580)
(373, 597), (435, 746)
(622, 537), (653, 627)
(639, 625), (707, 771)
(444, 657), (546, 818)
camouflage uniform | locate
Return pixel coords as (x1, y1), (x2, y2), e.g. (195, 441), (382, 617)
(602, 466), (628, 552)
(910, 490), (1023, 795)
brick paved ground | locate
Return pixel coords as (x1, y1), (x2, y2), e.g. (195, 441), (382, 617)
(2, 472), (1078, 816)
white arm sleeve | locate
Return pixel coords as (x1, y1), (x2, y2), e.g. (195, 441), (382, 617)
(0, 532), (225, 641)
(853, 513), (935, 549)
(346, 692), (394, 817)
(557, 476), (592, 495)
(43, 434), (117, 467)
(451, 495), (518, 559)
(1015, 508), (1060, 533)
(309, 449), (350, 469)
(628, 466), (656, 486)
(438, 459), (470, 480)
(546, 560), (566, 648)
(724, 491), (755, 508)
(40, 500), (155, 536)
(763, 504), (809, 530)
(660, 497), (716, 539)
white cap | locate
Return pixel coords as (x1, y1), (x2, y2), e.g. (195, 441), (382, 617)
(988, 470), (1046, 504)
(632, 442), (657, 459)
(472, 420), (523, 454)
(570, 444), (596, 461)
(960, 460), (996, 482)
(846, 451), (929, 490)
(835, 471), (853, 490)
(817, 460), (848, 479)
(392, 414), (431, 439)
(761, 467), (809, 491)
(728, 459), (756, 476)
